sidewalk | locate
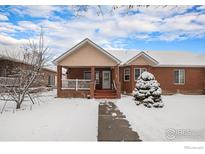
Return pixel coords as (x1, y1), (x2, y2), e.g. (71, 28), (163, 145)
(98, 101), (141, 141)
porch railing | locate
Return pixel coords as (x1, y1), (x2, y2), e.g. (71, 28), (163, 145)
(112, 80), (117, 90)
(61, 79), (91, 91)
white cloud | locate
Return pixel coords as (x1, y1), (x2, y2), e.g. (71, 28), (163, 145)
(1, 5), (205, 56)
(196, 14), (205, 24)
(135, 5), (193, 18)
(25, 6), (61, 17)
(18, 21), (41, 31)
(116, 15), (159, 33)
(11, 5), (61, 18)
(0, 22), (24, 32)
(0, 14), (8, 21)
(0, 34), (27, 45)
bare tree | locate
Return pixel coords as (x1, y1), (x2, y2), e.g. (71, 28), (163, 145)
(0, 29), (50, 109)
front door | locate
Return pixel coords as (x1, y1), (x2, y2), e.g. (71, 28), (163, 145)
(102, 71), (111, 89)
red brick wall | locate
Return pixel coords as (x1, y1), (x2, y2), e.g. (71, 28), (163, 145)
(119, 66), (131, 93)
(58, 89), (90, 98)
(120, 65), (152, 94)
(151, 67), (205, 94)
(0, 59), (56, 87)
(120, 65), (205, 94)
(67, 68), (90, 79)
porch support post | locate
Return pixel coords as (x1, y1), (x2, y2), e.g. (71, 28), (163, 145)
(114, 65), (121, 98)
(57, 65), (62, 97)
(130, 65), (135, 93)
(90, 66), (95, 98)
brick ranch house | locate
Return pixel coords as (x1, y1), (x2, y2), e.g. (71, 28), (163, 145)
(0, 56), (56, 87)
(53, 38), (205, 99)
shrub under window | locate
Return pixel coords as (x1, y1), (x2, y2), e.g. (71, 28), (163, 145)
(134, 68), (147, 80)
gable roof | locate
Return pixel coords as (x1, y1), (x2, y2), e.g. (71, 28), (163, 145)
(53, 38), (121, 65)
(124, 51), (159, 65)
(106, 50), (205, 67)
(53, 38), (205, 67)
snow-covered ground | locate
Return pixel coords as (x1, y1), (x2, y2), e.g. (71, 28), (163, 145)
(1, 90), (205, 142)
(0, 90), (99, 141)
(116, 94), (205, 141)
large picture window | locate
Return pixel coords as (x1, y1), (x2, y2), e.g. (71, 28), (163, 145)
(124, 68), (130, 81)
(134, 68), (147, 81)
(174, 69), (185, 84)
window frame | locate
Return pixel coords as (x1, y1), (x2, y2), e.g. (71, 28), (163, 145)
(124, 68), (130, 82)
(134, 68), (147, 81)
(174, 69), (185, 85)
(83, 71), (91, 80)
(48, 75), (55, 86)
(83, 71), (100, 83)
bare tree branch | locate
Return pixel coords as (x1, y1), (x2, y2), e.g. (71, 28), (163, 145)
(0, 28), (50, 109)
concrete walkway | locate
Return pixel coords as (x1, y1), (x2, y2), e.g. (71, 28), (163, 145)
(98, 101), (141, 141)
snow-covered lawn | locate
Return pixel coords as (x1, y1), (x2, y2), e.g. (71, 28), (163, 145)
(1, 90), (204, 141)
(0, 90), (99, 141)
(116, 94), (205, 141)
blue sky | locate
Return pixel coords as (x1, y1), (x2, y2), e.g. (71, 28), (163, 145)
(0, 5), (205, 58)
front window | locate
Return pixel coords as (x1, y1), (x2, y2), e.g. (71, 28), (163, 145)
(134, 68), (147, 80)
(48, 75), (55, 86)
(84, 71), (100, 82)
(84, 71), (91, 80)
(124, 68), (130, 81)
(174, 69), (185, 84)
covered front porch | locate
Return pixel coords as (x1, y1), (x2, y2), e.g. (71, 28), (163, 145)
(54, 38), (122, 98)
(57, 65), (121, 99)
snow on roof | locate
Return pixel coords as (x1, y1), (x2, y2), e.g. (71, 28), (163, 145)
(43, 66), (57, 73)
(106, 49), (205, 67)
(147, 51), (205, 66)
(106, 49), (139, 64)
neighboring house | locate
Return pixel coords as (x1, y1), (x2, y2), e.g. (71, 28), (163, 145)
(0, 56), (56, 87)
(53, 38), (205, 98)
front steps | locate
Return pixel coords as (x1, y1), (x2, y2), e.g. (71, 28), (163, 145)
(94, 90), (118, 99)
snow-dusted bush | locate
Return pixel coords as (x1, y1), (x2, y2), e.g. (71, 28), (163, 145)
(133, 71), (164, 108)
